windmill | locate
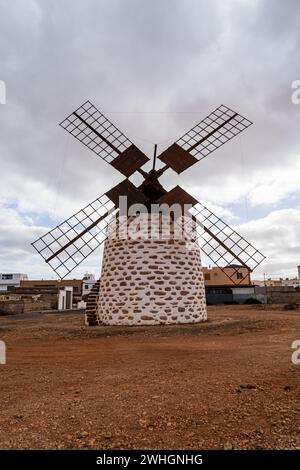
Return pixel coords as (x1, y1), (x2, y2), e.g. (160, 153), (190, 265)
(32, 101), (265, 325)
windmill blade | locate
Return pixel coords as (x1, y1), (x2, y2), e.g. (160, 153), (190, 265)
(106, 178), (149, 208)
(156, 185), (199, 208)
(182, 202), (265, 285)
(158, 105), (252, 173)
(60, 100), (149, 177)
(32, 194), (117, 279)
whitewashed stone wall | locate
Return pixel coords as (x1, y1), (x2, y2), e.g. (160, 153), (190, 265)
(96, 214), (207, 325)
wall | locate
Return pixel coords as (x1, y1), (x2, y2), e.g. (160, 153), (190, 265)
(0, 296), (57, 315)
(96, 214), (207, 325)
(206, 287), (264, 304)
(253, 278), (300, 288)
(0, 301), (23, 315)
(231, 287), (255, 295)
(207, 286), (300, 305)
(206, 293), (234, 304)
(20, 279), (82, 297)
(202, 267), (251, 286)
(267, 287), (300, 304)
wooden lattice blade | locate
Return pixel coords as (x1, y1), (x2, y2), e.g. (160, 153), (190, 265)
(181, 202), (265, 285)
(158, 105), (252, 174)
(32, 194), (116, 279)
(60, 100), (149, 177)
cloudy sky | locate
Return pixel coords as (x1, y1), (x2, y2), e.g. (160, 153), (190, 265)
(0, 0), (299, 280)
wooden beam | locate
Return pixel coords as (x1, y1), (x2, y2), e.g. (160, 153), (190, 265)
(194, 217), (251, 271)
(188, 113), (238, 152)
(74, 112), (121, 155)
(46, 207), (116, 263)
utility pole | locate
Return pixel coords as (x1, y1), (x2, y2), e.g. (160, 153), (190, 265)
(263, 273), (267, 305)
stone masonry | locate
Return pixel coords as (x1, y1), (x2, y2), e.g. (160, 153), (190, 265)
(88, 213), (207, 326)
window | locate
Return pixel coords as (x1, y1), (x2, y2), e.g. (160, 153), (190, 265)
(73, 287), (78, 293)
(204, 273), (211, 281)
(85, 284), (89, 289)
(208, 288), (229, 294)
(2, 274), (13, 280)
(236, 272), (243, 280)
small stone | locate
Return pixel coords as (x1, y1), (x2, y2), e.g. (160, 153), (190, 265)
(284, 384), (291, 391)
(224, 443), (233, 450)
(77, 431), (89, 439)
(240, 383), (257, 390)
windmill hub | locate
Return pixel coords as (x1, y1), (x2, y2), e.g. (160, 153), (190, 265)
(32, 100), (265, 327)
(139, 169), (167, 203)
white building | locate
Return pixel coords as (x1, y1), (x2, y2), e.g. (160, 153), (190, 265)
(253, 271), (300, 288)
(284, 278), (300, 288)
(0, 273), (28, 292)
(82, 273), (96, 296)
(58, 286), (73, 310)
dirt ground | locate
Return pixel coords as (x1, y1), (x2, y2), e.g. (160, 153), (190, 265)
(0, 305), (299, 450)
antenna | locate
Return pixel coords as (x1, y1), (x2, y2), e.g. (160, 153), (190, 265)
(152, 144), (158, 171)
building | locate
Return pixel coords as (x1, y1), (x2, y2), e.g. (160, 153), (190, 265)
(0, 273), (28, 292)
(19, 273), (97, 304)
(265, 278), (300, 288)
(203, 266), (251, 286)
(57, 286), (73, 310)
(253, 274), (300, 289)
(0, 284), (74, 315)
(20, 279), (82, 299)
(202, 266), (257, 304)
(82, 273), (97, 297)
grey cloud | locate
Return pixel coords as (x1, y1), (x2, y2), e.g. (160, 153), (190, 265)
(0, 0), (300, 277)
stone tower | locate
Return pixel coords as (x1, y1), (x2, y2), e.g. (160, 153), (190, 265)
(91, 213), (207, 325)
